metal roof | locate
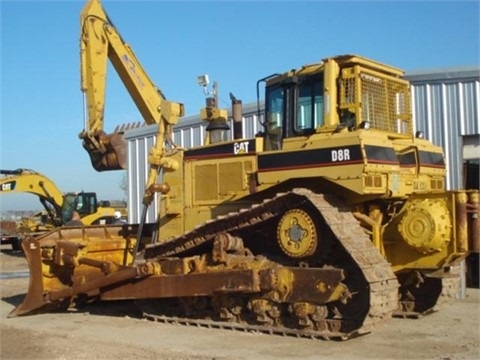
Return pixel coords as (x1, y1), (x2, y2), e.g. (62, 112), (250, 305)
(406, 65), (480, 82)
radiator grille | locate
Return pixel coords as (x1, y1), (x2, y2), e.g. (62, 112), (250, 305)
(340, 67), (412, 135)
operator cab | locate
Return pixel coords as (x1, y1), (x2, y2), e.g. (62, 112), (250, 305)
(61, 192), (98, 223)
(263, 72), (324, 151)
(260, 55), (415, 153)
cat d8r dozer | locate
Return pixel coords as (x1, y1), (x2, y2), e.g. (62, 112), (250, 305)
(11, 0), (479, 341)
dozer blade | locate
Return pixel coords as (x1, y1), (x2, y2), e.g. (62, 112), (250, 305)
(9, 236), (47, 317)
(9, 225), (137, 317)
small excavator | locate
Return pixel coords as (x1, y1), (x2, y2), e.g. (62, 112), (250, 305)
(0, 168), (126, 228)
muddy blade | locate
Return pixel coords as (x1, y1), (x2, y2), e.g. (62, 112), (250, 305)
(82, 131), (126, 171)
(8, 237), (48, 317)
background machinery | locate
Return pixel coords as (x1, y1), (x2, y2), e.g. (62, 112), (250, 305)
(0, 168), (127, 229)
(0, 220), (22, 251)
(11, 0), (479, 341)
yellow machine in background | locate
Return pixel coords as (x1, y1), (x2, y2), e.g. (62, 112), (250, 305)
(0, 168), (126, 228)
(11, 0), (479, 341)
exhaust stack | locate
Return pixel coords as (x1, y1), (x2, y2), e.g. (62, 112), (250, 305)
(230, 92), (243, 139)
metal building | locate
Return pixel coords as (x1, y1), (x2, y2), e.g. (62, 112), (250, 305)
(124, 66), (480, 223)
(406, 66), (480, 191)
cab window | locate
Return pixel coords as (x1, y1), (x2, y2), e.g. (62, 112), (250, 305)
(265, 86), (284, 150)
(295, 81), (323, 134)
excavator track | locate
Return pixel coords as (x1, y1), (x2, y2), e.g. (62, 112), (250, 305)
(142, 188), (399, 340)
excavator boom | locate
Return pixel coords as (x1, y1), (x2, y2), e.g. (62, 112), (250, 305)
(80, 0), (184, 172)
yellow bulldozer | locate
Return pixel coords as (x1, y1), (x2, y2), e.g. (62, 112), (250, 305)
(10, 0), (479, 341)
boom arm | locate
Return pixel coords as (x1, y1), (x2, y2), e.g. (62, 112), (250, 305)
(0, 169), (64, 226)
(80, 0), (184, 183)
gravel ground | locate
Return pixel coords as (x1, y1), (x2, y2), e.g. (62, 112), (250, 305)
(1, 246), (479, 360)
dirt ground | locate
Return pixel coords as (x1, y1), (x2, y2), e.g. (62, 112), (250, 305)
(0, 246), (479, 360)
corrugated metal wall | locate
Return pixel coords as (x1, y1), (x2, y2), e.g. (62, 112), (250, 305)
(124, 126), (160, 223)
(125, 66), (480, 222)
(407, 66), (480, 190)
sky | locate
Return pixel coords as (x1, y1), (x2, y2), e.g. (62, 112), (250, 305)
(0, 0), (479, 211)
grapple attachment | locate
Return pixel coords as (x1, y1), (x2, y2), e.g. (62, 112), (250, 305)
(81, 131), (126, 171)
